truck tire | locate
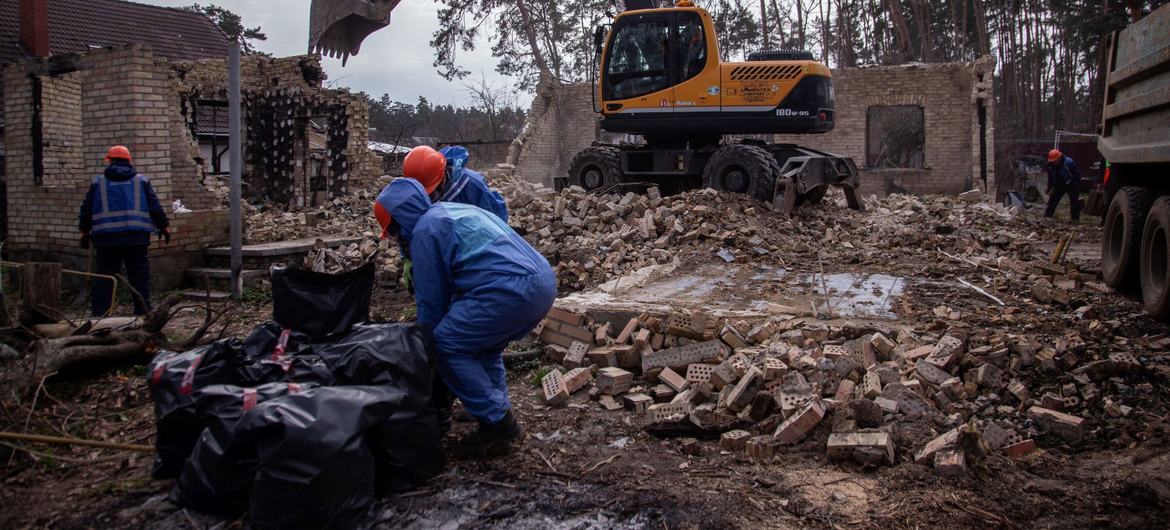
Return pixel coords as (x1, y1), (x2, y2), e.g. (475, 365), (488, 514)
(702, 144), (780, 202)
(568, 147), (623, 192)
(1102, 186), (1154, 289)
(1141, 197), (1170, 320)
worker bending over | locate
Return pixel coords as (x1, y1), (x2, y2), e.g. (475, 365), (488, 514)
(78, 146), (171, 316)
(401, 145), (508, 222)
(1045, 149), (1083, 222)
(374, 178), (555, 454)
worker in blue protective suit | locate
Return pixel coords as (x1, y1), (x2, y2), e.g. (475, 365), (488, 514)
(78, 145), (171, 316)
(373, 178), (556, 455)
(437, 146), (509, 223)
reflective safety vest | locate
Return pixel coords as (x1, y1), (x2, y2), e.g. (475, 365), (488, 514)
(91, 174), (154, 234)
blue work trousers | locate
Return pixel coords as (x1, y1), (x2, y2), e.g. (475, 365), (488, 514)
(433, 271), (557, 423)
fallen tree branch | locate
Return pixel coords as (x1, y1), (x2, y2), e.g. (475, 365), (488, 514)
(0, 431), (153, 453)
(958, 278), (1006, 306)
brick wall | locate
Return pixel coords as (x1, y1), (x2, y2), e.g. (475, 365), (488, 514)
(510, 58), (996, 198)
(3, 45), (227, 292)
(512, 76), (600, 186)
(775, 57), (996, 197)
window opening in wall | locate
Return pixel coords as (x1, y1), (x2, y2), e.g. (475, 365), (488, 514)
(195, 101), (230, 175)
(866, 105), (925, 169)
(30, 75), (44, 185)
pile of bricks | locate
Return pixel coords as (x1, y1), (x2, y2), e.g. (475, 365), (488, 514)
(535, 305), (1151, 473)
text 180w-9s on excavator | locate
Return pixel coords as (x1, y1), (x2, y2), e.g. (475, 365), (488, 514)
(568, 0), (864, 215)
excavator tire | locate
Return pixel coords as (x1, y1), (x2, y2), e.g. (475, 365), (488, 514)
(703, 144), (781, 202)
(568, 146), (624, 192)
(1102, 186), (1154, 289)
(1141, 197), (1170, 320)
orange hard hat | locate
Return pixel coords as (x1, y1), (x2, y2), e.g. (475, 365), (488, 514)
(373, 201), (392, 239)
(1048, 149), (1062, 163)
(105, 145), (133, 162)
(402, 146), (446, 194)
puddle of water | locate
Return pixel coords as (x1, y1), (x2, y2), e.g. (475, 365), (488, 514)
(569, 262), (912, 321)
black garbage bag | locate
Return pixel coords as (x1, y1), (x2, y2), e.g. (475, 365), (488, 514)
(170, 382), (316, 518)
(271, 262), (375, 338)
(237, 386), (402, 530)
(235, 351), (336, 388)
(313, 323), (445, 492)
(147, 340), (242, 479)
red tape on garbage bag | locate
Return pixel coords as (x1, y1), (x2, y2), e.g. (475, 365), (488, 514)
(179, 353), (206, 395)
(242, 388), (259, 412)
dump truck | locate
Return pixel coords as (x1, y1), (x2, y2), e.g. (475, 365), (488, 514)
(566, 0), (864, 215)
(1096, 3), (1170, 319)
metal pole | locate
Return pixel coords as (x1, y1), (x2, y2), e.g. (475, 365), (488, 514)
(229, 41), (243, 300)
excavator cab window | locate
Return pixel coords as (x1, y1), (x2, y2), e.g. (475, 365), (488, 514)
(605, 15), (670, 100)
(675, 13), (707, 82)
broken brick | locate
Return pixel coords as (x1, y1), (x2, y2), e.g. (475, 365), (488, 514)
(586, 347), (617, 367)
(1027, 406), (1085, 444)
(647, 402), (690, 423)
(641, 341), (726, 372)
(726, 367), (765, 412)
(914, 359), (952, 387)
(925, 335), (965, 370)
(597, 367), (634, 395)
(934, 448), (966, 477)
(634, 328), (652, 348)
(564, 341), (589, 369)
(615, 317), (640, 344)
(874, 396), (899, 414)
(598, 395), (624, 411)
(870, 333), (896, 356)
(826, 432), (894, 465)
(659, 366), (691, 393)
(762, 357), (789, 380)
(594, 322), (612, 344)
(746, 435), (780, 462)
(834, 380), (856, 401)
(1003, 439), (1037, 458)
(546, 307), (586, 327)
(862, 369), (883, 399)
(774, 399), (826, 444)
(614, 345), (641, 369)
(915, 429), (960, 464)
(542, 369), (570, 405)
(686, 363), (717, 384)
(563, 367), (592, 394)
(666, 313), (707, 340)
(719, 325), (749, 349)
(720, 429), (751, 451)
(623, 393), (653, 414)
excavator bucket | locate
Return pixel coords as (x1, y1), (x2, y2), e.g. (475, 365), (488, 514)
(308, 0), (400, 65)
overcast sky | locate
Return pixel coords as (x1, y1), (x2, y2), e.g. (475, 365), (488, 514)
(142, 0), (513, 107)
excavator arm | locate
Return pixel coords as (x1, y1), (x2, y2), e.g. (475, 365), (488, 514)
(308, 0), (401, 64)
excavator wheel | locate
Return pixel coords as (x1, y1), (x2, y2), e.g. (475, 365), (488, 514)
(702, 144), (781, 202)
(568, 146), (624, 192)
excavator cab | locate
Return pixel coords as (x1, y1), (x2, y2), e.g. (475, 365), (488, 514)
(569, 0), (863, 215)
(308, 0), (400, 64)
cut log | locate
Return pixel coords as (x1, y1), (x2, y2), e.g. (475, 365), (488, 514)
(1, 295), (179, 396)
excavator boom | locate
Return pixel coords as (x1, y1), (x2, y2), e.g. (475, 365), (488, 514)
(308, 0), (400, 64)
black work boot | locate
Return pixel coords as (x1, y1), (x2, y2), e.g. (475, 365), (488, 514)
(453, 410), (522, 457)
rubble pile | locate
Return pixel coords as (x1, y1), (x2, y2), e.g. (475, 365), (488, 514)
(302, 237), (382, 273)
(493, 173), (1052, 292)
(244, 176), (390, 244)
(536, 305), (1166, 474)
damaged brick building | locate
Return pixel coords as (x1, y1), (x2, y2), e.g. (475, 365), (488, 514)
(1, 0), (380, 291)
(512, 58), (996, 198)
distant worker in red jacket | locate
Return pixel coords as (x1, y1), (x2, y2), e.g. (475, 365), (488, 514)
(1044, 149), (1083, 222)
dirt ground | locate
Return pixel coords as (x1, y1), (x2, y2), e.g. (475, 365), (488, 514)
(4, 196), (1170, 529)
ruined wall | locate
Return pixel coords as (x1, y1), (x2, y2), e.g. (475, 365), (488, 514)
(177, 55), (380, 205)
(512, 77), (600, 186)
(775, 58), (996, 197)
(511, 59), (995, 198)
(3, 45), (228, 289)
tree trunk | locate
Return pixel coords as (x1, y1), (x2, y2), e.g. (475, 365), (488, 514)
(20, 263), (61, 314)
(760, 0), (769, 48)
(796, 0), (807, 49)
(514, 1), (553, 80)
(884, 0), (914, 62)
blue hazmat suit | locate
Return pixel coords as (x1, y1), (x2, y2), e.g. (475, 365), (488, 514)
(438, 146), (509, 223)
(376, 178), (556, 423)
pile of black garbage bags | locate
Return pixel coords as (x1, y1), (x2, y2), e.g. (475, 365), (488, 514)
(147, 264), (444, 529)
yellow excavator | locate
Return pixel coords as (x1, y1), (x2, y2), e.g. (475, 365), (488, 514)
(309, 0), (862, 214)
(575, 0), (862, 214)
